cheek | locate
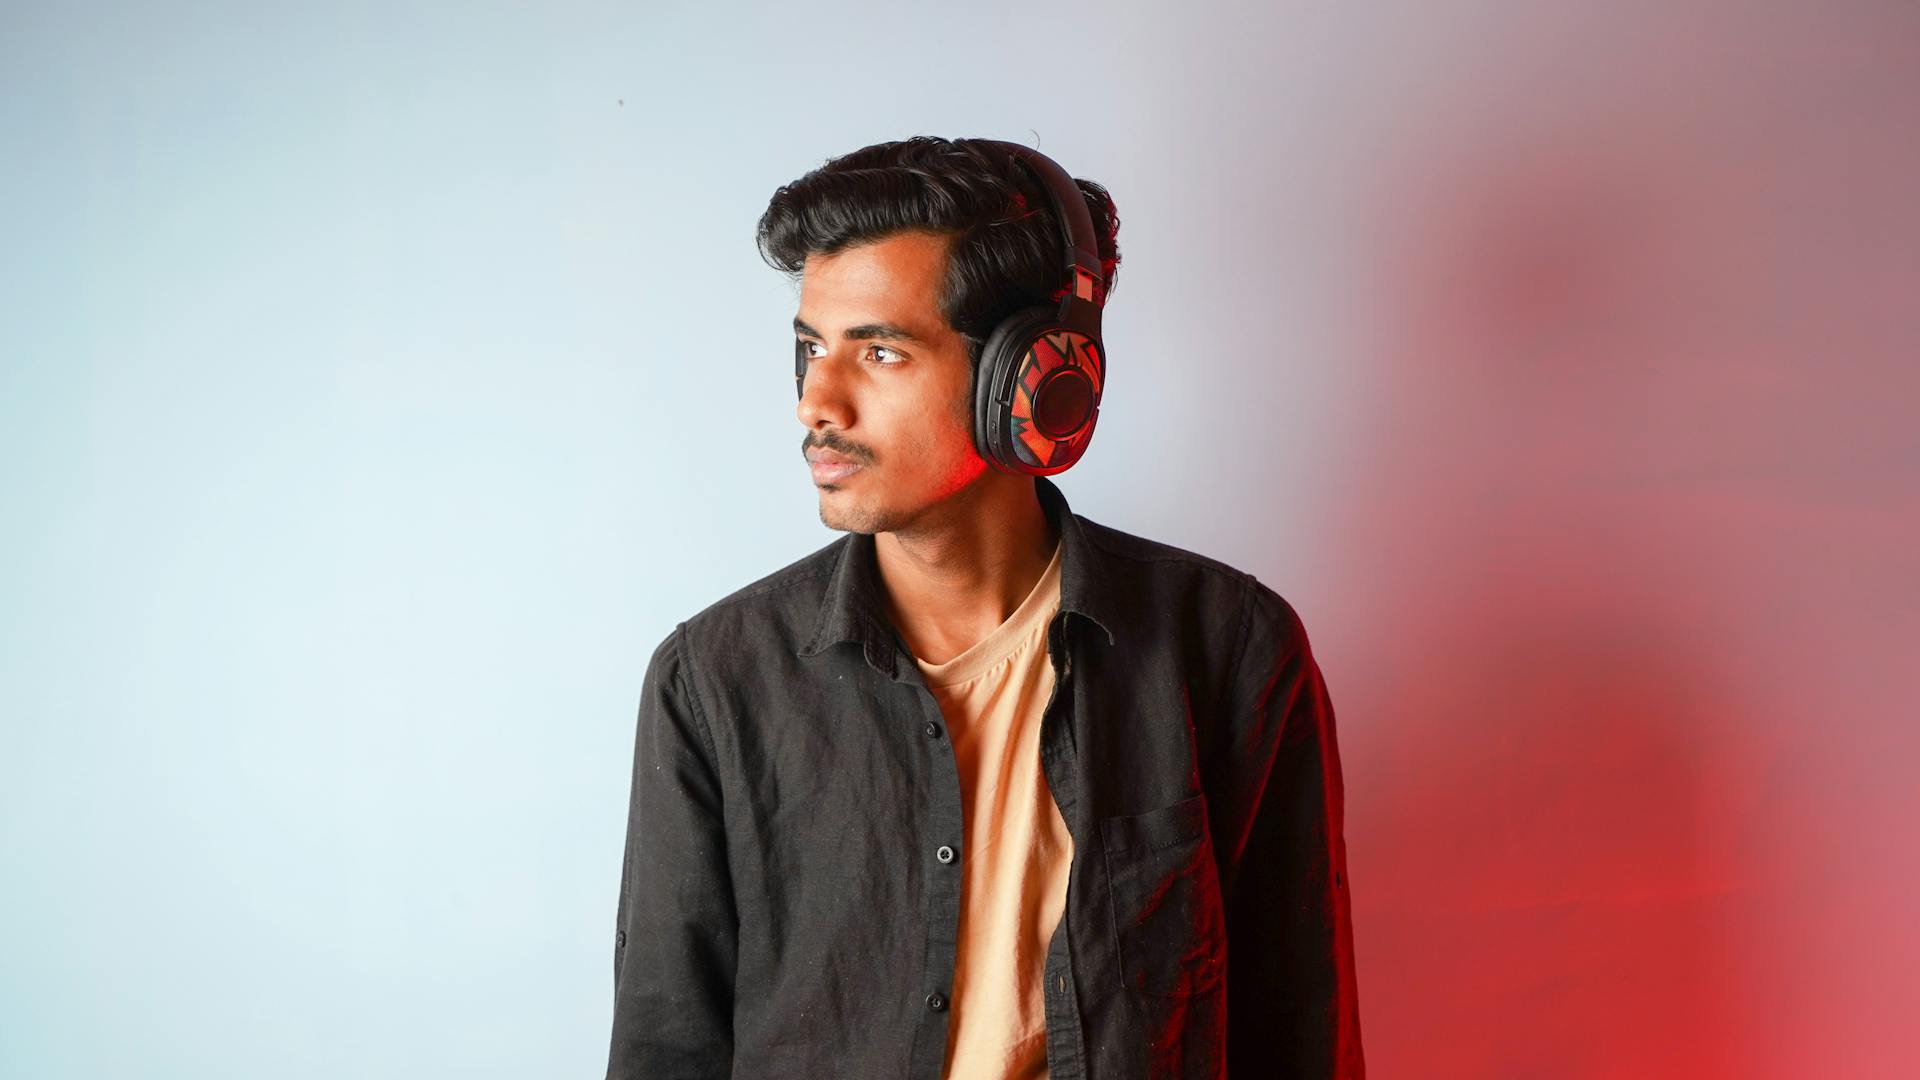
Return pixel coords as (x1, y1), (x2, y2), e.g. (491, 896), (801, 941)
(903, 418), (974, 466)
(878, 372), (979, 479)
(938, 403), (988, 483)
(898, 383), (976, 454)
(887, 404), (979, 488)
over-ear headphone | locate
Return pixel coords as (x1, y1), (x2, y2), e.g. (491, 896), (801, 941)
(793, 139), (1108, 476)
(968, 140), (1108, 476)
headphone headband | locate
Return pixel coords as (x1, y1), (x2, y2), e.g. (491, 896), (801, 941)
(980, 139), (1106, 323)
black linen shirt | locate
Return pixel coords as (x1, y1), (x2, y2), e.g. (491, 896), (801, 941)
(605, 476), (1365, 1079)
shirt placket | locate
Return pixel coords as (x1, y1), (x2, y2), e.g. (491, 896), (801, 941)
(879, 609), (1092, 1080)
(883, 628), (971, 1080)
(1039, 613), (1091, 1080)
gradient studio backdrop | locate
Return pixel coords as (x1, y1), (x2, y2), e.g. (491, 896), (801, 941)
(2, 2), (1915, 1077)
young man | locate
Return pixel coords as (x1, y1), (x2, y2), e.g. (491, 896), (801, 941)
(605, 136), (1364, 1079)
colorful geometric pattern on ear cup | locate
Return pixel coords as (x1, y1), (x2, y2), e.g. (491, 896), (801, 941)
(1008, 328), (1103, 469)
(973, 298), (1105, 476)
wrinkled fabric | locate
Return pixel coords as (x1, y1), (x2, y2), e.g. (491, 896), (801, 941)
(606, 475), (1365, 1079)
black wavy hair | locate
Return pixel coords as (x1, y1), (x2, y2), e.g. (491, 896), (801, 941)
(755, 135), (1121, 371)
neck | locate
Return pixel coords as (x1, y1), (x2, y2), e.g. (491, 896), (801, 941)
(873, 473), (1059, 664)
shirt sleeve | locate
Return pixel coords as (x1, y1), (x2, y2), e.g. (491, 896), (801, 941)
(605, 623), (738, 1079)
(1210, 582), (1366, 1079)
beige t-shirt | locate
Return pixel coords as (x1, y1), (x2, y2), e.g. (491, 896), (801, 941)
(914, 536), (1072, 1080)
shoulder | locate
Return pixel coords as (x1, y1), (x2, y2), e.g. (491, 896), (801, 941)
(1078, 513), (1253, 582)
(654, 534), (846, 666)
(1076, 512), (1311, 650)
(691, 535), (844, 622)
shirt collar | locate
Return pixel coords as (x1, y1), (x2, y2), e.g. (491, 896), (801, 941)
(797, 475), (1119, 675)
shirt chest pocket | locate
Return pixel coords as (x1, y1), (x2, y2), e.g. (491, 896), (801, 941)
(1099, 792), (1228, 997)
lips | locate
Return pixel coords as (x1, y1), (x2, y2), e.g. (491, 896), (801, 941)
(807, 447), (863, 484)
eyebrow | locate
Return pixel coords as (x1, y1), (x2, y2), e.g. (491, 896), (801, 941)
(793, 316), (929, 347)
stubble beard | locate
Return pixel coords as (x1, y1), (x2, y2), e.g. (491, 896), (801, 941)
(817, 481), (901, 535)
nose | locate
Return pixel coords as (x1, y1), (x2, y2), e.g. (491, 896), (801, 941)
(796, 346), (852, 431)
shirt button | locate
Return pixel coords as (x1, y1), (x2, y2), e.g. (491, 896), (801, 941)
(926, 991), (948, 1012)
(936, 845), (955, 864)
(924, 721), (941, 738)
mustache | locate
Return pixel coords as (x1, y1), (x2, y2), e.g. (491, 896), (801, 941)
(802, 433), (874, 463)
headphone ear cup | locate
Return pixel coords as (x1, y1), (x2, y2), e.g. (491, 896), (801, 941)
(974, 307), (1104, 476)
(974, 308), (1054, 474)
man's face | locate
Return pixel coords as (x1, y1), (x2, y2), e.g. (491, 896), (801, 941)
(795, 229), (985, 534)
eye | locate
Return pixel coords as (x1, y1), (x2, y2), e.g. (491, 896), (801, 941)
(795, 340), (905, 364)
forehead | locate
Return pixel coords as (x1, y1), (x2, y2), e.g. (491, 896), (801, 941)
(796, 230), (952, 332)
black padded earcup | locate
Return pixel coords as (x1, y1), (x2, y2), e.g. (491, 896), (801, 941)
(973, 306), (1104, 476)
(973, 306), (1060, 474)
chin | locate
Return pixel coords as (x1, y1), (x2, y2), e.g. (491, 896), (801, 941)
(817, 490), (908, 536)
(817, 495), (873, 534)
